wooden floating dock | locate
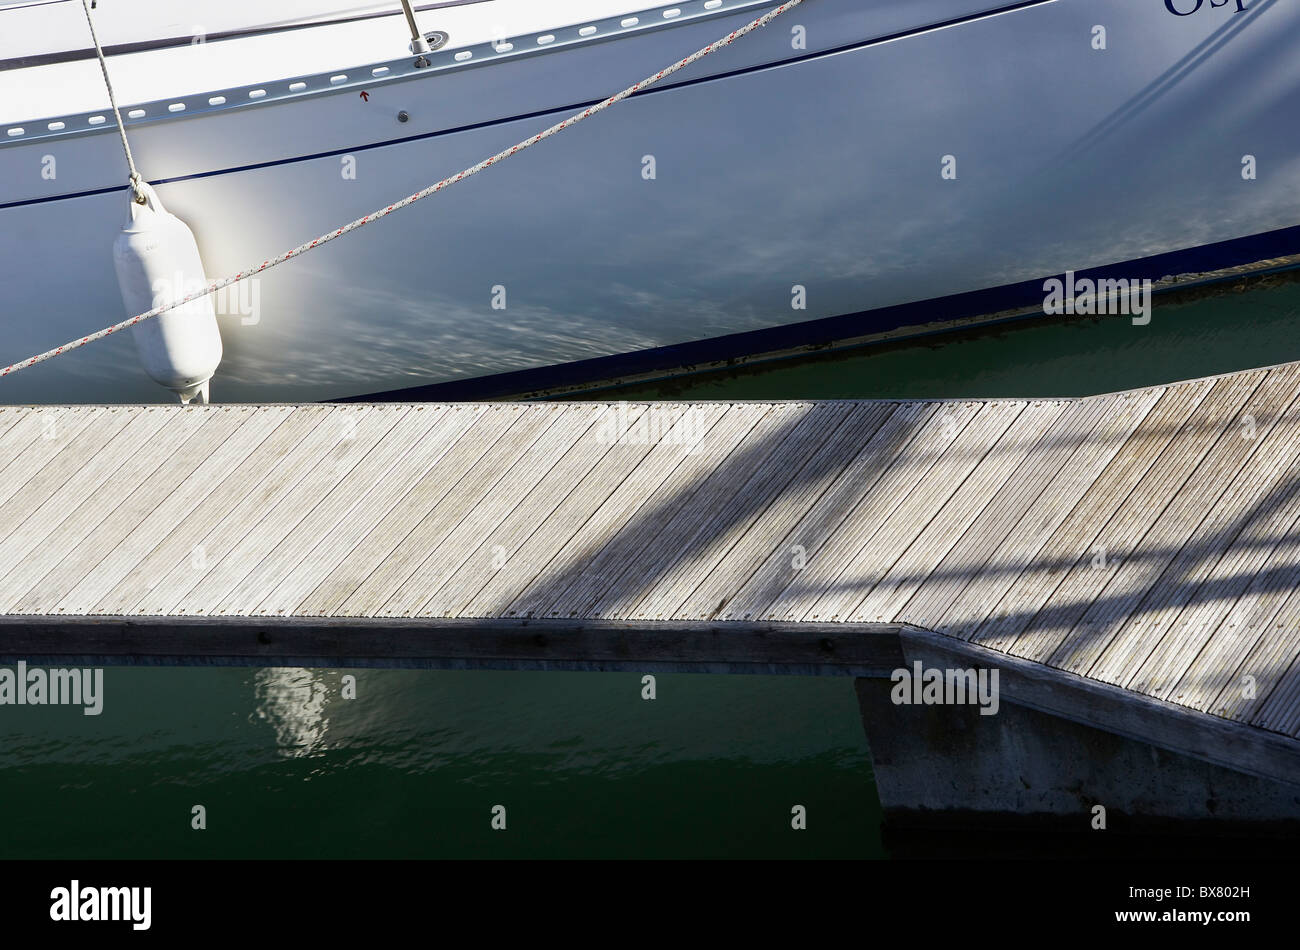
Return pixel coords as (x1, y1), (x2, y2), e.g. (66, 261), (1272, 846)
(2, 362), (1300, 792)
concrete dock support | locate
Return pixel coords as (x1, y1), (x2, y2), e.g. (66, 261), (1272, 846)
(855, 676), (1300, 829)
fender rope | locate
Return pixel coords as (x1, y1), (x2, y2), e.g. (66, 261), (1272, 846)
(80, 0), (147, 204)
(2, 0), (805, 380)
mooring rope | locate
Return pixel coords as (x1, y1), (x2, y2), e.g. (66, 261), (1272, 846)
(398, 0), (431, 56)
(1, 0), (805, 380)
(80, 0), (147, 204)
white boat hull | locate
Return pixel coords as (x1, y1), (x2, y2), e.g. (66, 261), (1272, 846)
(2, 0), (1298, 402)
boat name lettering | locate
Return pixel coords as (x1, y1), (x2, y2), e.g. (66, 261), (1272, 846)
(1164, 0), (1248, 16)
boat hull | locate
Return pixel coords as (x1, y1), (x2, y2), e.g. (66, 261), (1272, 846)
(2, 0), (1298, 403)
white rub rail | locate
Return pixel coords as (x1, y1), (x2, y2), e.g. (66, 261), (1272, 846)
(3, 0), (764, 145)
(0, 0), (805, 380)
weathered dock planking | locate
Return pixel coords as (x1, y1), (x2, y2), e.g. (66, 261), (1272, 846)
(3, 362), (1300, 786)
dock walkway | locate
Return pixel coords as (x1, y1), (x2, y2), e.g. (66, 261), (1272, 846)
(2, 363), (1299, 783)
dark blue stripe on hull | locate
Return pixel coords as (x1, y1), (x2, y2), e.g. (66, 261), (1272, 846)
(338, 222), (1300, 402)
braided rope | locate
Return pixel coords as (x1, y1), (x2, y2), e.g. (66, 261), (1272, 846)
(80, 0), (146, 203)
(2, 0), (805, 380)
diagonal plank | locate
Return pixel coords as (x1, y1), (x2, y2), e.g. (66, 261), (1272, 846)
(382, 405), (607, 617)
(857, 399), (1066, 624)
(1046, 370), (1269, 676)
(11, 406), (263, 614)
(173, 406), (410, 616)
(616, 403), (859, 621)
(420, 404), (649, 617)
(577, 404), (811, 620)
(764, 401), (985, 622)
(716, 401), (933, 622)
(804, 400), (1024, 622)
(255, 404), (483, 616)
(512, 403), (755, 619)
(336, 404), (561, 617)
(914, 391), (1140, 634)
(0, 408), (171, 601)
(465, 405), (707, 618)
(298, 403), (520, 616)
(129, 406), (375, 615)
(91, 405), (327, 615)
(968, 378), (1214, 656)
(673, 402), (896, 621)
(1113, 366), (1300, 697)
(224, 406), (455, 616)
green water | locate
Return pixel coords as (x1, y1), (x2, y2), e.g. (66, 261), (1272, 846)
(0, 669), (874, 858)
(599, 274), (1300, 401)
(3, 276), (1297, 860)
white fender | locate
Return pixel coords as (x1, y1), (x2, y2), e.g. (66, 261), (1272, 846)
(112, 182), (222, 403)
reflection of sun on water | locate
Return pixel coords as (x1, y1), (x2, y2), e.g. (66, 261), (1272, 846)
(253, 668), (330, 758)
